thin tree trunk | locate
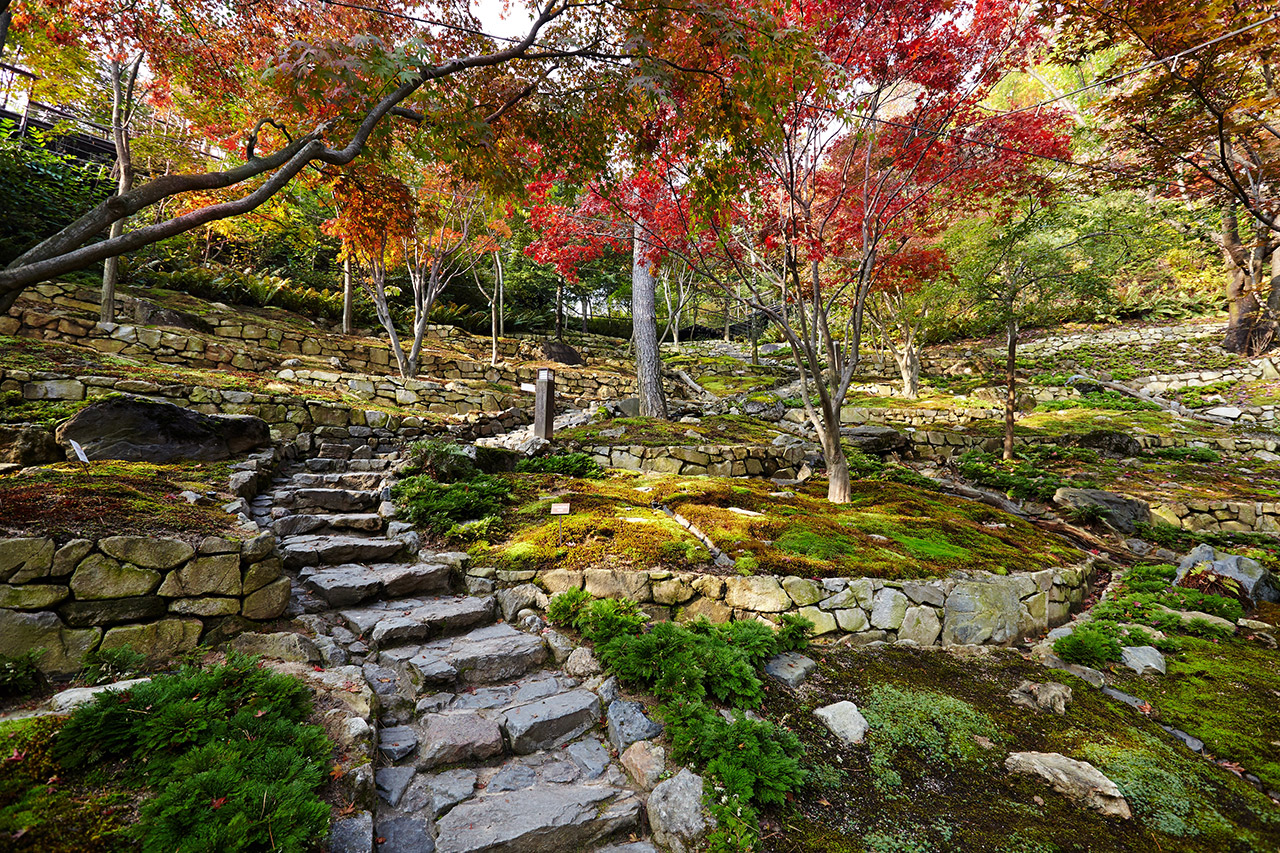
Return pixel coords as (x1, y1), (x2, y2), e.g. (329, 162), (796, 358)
(555, 280), (564, 341)
(101, 57), (140, 324)
(632, 223), (667, 419)
(342, 256), (354, 334)
(1004, 317), (1018, 461)
(0, 4), (12, 61)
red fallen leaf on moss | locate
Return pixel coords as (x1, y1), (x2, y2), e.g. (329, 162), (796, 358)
(210, 796), (227, 809)
(6, 749), (26, 762)
(1137, 701), (1153, 715)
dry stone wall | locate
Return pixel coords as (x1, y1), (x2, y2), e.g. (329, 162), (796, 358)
(578, 443), (808, 478)
(480, 560), (1096, 647)
(7, 283), (642, 401)
(0, 367), (529, 445)
(0, 532), (287, 674)
(1150, 499), (1280, 534)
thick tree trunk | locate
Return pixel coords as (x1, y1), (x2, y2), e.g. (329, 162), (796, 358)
(817, 411), (850, 503)
(632, 224), (668, 419)
(342, 257), (354, 334)
(895, 347), (921, 399)
(1004, 317), (1018, 461)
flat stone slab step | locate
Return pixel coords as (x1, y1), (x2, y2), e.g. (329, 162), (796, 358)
(383, 623), (548, 688)
(299, 561), (450, 607)
(287, 488), (380, 513)
(287, 472), (386, 490)
(340, 594), (491, 646)
(274, 513), (385, 538)
(283, 535), (406, 568)
(501, 688), (601, 754)
(434, 784), (641, 853)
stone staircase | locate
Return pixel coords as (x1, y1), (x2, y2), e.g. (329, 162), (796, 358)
(255, 435), (657, 853)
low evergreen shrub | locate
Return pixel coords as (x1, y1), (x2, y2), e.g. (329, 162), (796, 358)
(0, 649), (45, 697)
(391, 473), (508, 535)
(54, 652), (332, 853)
(1052, 624), (1123, 667)
(403, 438), (478, 483)
(80, 645), (146, 687)
(514, 453), (604, 478)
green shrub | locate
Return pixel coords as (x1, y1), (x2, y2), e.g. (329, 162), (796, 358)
(1122, 563), (1177, 594)
(1182, 617), (1234, 640)
(55, 652), (331, 853)
(546, 588), (593, 626)
(391, 473), (508, 535)
(860, 684), (1002, 793)
(1052, 624), (1123, 667)
(515, 453), (603, 478)
(1038, 391), (1160, 412)
(956, 450), (1082, 502)
(599, 616), (809, 709)
(1063, 503), (1108, 526)
(404, 438), (478, 483)
(0, 649), (45, 697)
(663, 701), (805, 807)
(80, 645), (147, 687)
(575, 597), (649, 644)
(705, 789), (763, 853)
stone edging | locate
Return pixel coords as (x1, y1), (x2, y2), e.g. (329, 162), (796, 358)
(476, 560), (1096, 648)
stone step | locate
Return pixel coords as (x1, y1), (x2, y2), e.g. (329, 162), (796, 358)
(501, 688), (602, 754)
(340, 594), (492, 647)
(283, 534), (407, 569)
(287, 488), (381, 513)
(434, 784), (641, 853)
(381, 623), (549, 689)
(273, 513), (385, 538)
(299, 561), (451, 607)
(287, 472), (387, 490)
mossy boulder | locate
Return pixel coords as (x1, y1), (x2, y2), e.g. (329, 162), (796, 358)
(0, 609), (100, 674)
(99, 536), (195, 570)
(56, 395), (270, 462)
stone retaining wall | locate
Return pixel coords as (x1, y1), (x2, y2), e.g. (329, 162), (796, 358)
(1151, 500), (1280, 534)
(577, 443), (808, 478)
(1002, 322), (1220, 357)
(0, 532), (287, 674)
(906, 427), (1279, 462)
(480, 560), (1096, 647)
(1, 368), (529, 445)
(7, 282), (642, 401)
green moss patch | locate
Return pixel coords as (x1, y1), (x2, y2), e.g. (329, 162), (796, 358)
(1105, 636), (1280, 791)
(761, 646), (1280, 853)
(476, 473), (1076, 579)
(0, 460), (236, 540)
(0, 716), (136, 852)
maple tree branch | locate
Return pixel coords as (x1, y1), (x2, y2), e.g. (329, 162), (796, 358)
(0, 0), (566, 310)
(245, 119), (293, 160)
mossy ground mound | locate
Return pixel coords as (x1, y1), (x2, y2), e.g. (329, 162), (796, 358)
(0, 460), (236, 539)
(761, 645), (1280, 853)
(474, 472), (1077, 578)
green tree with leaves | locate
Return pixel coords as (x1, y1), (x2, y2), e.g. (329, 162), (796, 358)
(950, 197), (1127, 459)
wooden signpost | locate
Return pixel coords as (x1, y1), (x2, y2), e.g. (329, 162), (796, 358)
(551, 501), (570, 544)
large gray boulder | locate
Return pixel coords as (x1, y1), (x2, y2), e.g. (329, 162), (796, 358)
(1052, 488), (1150, 534)
(942, 580), (1031, 646)
(435, 785), (639, 853)
(839, 425), (910, 455)
(56, 396), (269, 462)
(1177, 543), (1279, 603)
